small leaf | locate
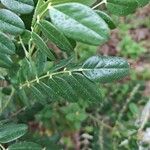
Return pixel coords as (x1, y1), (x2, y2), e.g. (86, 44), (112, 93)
(82, 56), (130, 83)
(38, 20), (74, 53)
(64, 73), (101, 102)
(1, 0), (34, 14)
(72, 73), (102, 101)
(0, 9), (25, 35)
(129, 103), (139, 116)
(49, 3), (109, 45)
(32, 32), (56, 60)
(0, 123), (28, 143)
(0, 32), (16, 55)
(95, 10), (116, 29)
(107, 0), (138, 16)
(18, 89), (30, 107)
(50, 56), (74, 72)
(50, 0), (96, 6)
(0, 54), (13, 68)
(8, 141), (42, 150)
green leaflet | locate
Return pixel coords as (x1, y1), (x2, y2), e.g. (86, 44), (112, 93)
(34, 50), (47, 76)
(38, 20), (74, 53)
(95, 10), (116, 29)
(107, 0), (138, 16)
(32, 0), (45, 26)
(0, 32), (16, 55)
(49, 3), (109, 45)
(29, 73), (102, 102)
(50, 0), (97, 6)
(136, 0), (150, 7)
(36, 81), (60, 101)
(0, 123), (28, 143)
(1, 0), (34, 14)
(30, 85), (47, 104)
(18, 55), (130, 102)
(32, 32), (56, 60)
(0, 9), (25, 35)
(82, 56), (130, 83)
(50, 56), (74, 72)
(0, 54), (13, 68)
(8, 141), (42, 150)
(69, 73), (101, 102)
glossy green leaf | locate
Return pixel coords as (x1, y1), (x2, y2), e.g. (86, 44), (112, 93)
(0, 54), (13, 68)
(136, 0), (150, 7)
(8, 141), (42, 150)
(82, 56), (130, 83)
(49, 3), (109, 45)
(38, 20), (74, 53)
(1, 0), (34, 14)
(0, 9), (25, 35)
(32, 32), (56, 60)
(95, 10), (116, 29)
(0, 124), (28, 143)
(0, 32), (16, 55)
(50, 0), (96, 6)
(107, 0), (138, 16)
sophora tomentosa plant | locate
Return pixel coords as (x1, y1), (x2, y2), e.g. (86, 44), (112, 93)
(0, 0), (149, 149)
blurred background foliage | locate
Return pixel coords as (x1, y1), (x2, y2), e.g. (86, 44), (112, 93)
(0, 1), (150, 150)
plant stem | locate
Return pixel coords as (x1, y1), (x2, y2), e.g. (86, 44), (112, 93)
(89, 114), (112, 130)
(0, 144), (5, 150)
(117, 84), (140, 122)
(19, 36), (29, 58)
(92, 0), (107, 9)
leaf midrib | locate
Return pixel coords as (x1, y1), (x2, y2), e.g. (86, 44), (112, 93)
(19, 67), (128, 88)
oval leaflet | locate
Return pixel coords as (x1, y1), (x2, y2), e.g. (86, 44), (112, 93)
(1, 0), (34, 14)
(0, 9), (25, 35)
